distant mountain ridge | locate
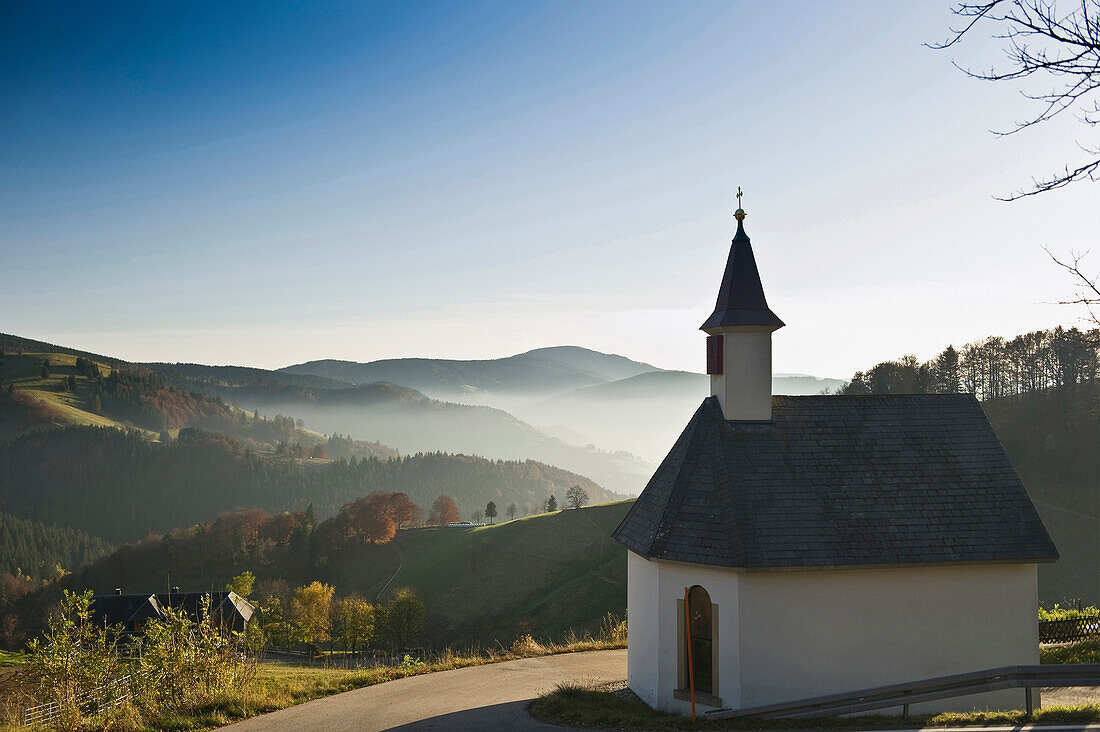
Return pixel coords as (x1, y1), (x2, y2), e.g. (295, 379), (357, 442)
(279, 346), (660, 399)
(144, 362), (353, 391)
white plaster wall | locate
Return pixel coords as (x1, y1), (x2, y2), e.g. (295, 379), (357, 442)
(637, 559), (743, 716)
(737, 563), (1040, 713)
(626, 551), (660, 708)
(710, 330), (772, 420)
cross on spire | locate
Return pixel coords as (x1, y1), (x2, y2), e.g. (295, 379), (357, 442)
(734, 186), (746, 221)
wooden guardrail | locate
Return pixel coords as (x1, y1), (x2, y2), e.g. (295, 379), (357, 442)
(705, 664), (1100, 720)
(1040, 616), (1100, 643)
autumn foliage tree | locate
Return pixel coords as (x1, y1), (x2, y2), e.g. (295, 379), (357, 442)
(291, 581), (335, 643)
(428, 495), (461, 526)
(312, 492), (422, 557)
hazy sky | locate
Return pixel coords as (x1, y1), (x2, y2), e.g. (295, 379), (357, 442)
(3, 1), (1096, 378)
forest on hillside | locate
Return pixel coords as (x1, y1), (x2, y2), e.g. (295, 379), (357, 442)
(0, 512), (114, 585)
(0, 426), (610, 544)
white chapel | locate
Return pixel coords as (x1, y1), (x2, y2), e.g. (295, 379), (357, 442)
(611, 199), (1058, 716)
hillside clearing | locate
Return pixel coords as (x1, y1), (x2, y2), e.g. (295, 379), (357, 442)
(326, 500), (632, 645)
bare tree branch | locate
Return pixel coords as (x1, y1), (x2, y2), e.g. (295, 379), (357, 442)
(1043, 245), (1100, 330)
(933, 1), (1100, 197)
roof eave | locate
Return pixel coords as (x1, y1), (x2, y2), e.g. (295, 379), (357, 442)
(700, 308), (785, 333)
(637, 554), (1059, 573)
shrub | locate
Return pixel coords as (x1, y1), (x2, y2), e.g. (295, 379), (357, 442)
(1039, 604), (1100, 621)
(600, 612), (627, 645)
(398, 654), (425, 672)
(135, 598), (253, 709)
(22, 590), (126, 731)
(511, 634), (544, 656)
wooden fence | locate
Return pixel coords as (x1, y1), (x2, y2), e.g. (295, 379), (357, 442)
(22, 673), (137, 727)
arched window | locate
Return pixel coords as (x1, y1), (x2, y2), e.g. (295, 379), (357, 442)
(686, 585), (713, 695)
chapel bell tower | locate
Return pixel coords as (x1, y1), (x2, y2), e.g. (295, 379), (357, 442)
(700, 190), (784, 420)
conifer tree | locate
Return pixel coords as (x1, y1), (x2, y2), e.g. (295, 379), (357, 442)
(304, 503), (318, 535)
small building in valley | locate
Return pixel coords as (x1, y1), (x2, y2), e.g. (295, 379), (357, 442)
(91, 589), (255, 635)
(611, 198), (1057, 716)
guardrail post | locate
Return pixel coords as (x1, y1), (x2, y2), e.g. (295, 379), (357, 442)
(902, 703), (910, 719)
(1025, 686), (1034, 716)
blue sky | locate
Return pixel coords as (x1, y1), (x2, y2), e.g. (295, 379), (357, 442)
(2, 1), (1096, 377)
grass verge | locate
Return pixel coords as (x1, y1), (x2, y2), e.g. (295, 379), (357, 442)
(1041, 639), (1100, 665)
(0, 631), (625, 731)
(529, 683), (1100, 731)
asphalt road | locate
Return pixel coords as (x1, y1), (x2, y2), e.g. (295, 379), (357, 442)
(223, 648), (627, 731)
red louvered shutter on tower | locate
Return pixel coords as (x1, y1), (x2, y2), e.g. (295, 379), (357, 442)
(706, 335), (723, 375)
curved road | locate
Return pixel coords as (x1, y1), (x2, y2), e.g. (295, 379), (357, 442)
(225, 648), (627, 731)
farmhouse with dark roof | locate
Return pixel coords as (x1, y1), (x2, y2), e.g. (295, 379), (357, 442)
(612, 199), (1057, 716)
(90, 589), (255, 635)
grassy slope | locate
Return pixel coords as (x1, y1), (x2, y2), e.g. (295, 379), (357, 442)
(0, 352), (133, 440)
(0, 352), (367, 453)
(326, 500), (632, 645)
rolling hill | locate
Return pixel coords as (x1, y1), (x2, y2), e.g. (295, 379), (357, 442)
(0, 425), (614, 543)
(0, 349), (369, 457)
(147, 377), (654, 495)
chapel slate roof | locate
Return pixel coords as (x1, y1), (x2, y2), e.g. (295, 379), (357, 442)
(700, 219), (785, 331)
(612, 394), (1057, 569)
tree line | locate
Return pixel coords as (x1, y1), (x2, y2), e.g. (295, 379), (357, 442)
(843, 326), (1098, 399)
(238, 570), (428, 653)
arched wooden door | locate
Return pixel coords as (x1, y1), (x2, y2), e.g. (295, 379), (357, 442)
(687, 585), (713, 695)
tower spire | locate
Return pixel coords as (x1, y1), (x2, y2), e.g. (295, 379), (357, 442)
(701, 191), (783, 421)
(700, 192), (783, 332)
